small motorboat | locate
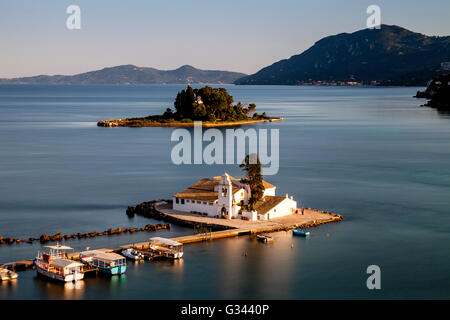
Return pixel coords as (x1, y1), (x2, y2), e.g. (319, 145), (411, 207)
(121, 248), (144, 261)
(0, 267), (18, 281)
(257, 234), (274, 243)
(292, 229), (310, 236)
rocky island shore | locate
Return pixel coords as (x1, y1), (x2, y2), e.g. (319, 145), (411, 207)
(415, 74), (450, 110)
(97, 117), (283, 128)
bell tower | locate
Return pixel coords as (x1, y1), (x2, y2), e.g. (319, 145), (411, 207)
(218, 172), (233, 219)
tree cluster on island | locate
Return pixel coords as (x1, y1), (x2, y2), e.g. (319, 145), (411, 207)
(155, 85), (270, 123)
(97, 85), (280, 127)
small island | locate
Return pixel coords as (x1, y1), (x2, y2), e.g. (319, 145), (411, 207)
(414, 74), (450, 110)
(97, 85), (283, 127)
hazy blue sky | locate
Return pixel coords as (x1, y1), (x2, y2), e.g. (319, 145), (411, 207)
(1, 0), (449, 77)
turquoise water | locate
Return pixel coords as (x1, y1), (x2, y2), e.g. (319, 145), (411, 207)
(0, 84), (449, 299)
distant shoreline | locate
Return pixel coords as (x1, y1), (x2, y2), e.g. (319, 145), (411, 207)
(0, 83), (426, 87)
(97, 117), (283, 128)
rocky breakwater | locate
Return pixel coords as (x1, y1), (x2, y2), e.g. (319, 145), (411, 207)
(126, 200), (169, 219)
(126, 200), (238, 231)
(0, 223), (171, 245)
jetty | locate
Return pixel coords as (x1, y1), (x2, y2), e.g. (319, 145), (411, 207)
(1, 201), (342, 271)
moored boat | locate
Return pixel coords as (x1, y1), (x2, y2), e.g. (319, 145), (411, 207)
(257, 234), (274, 243)
(121, 248), (144, 261)
(34, 244), (84, 282)
(292, 229), (310, 236)
(0, 267), (18, 281)
(79, 250), (127, 275)
(148, 237), (183, 259)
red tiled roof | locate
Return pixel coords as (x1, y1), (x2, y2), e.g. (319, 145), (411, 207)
(173, 178), (242, 202)
(174, 175), (276, 202)
(253, 195), (286, 215)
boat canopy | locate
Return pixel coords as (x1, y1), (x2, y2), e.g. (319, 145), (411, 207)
(149, 237), (182, 246)
(44, 245), (73, 250)
(81, 250), (125, 261)
(50, 259), (84, 268)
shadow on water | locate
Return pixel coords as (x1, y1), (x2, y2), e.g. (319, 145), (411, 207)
(33, 274), (86, 299)
(0, 279), (19, 297)
(32, 271), (129, 299)
(436, 109), (450, 118)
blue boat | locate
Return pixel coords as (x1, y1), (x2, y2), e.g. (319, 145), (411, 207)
(292, 229), (310, 236)
(80, 250), (127, 275)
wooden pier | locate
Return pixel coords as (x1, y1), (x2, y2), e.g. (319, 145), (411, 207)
(1, 203), (342, 272)
(1, 260), (34, 271)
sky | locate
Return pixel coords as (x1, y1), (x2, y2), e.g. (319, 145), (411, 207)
(0, 0), (449, 78)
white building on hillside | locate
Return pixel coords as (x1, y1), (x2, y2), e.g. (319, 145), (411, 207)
(173, 172), (298, 220)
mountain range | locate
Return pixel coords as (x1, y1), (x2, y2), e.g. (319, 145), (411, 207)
(0, 65), (246, 85)
(234, 25), (450, 86)
(1, 25), (448, 86)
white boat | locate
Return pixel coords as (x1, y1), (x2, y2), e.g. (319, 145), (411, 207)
(0, 267), (18, 281)
(34, 244), (84, 282)
(148, 237), (184, 259)
(121, 248), (144, 261)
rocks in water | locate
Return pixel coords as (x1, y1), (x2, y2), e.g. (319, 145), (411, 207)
(414, 90), (429, 98)
(39, 233), (62, 243)
(97, 120), (120, 127)
(126, 206), (136, 217)
(107, 228), (122, 235)
(50, 233), (63, 242)
(4, 238), (15, 244)
(39, 234), (50, 243)
(86, 232), (99, 238)
(0, 212), (171, 245)
(415, 74), (450, 110)
(126, 200), (171, 220)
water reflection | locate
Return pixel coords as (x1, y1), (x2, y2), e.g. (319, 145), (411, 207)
(34, 275), (85, 299)
(437, 109), (450, 118)
(83, 272), (127, 293)
(0, 278), (18, 297)
(171, 257), (184, 270)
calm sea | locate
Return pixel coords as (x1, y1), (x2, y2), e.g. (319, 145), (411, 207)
(0, 84), (449, 299)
